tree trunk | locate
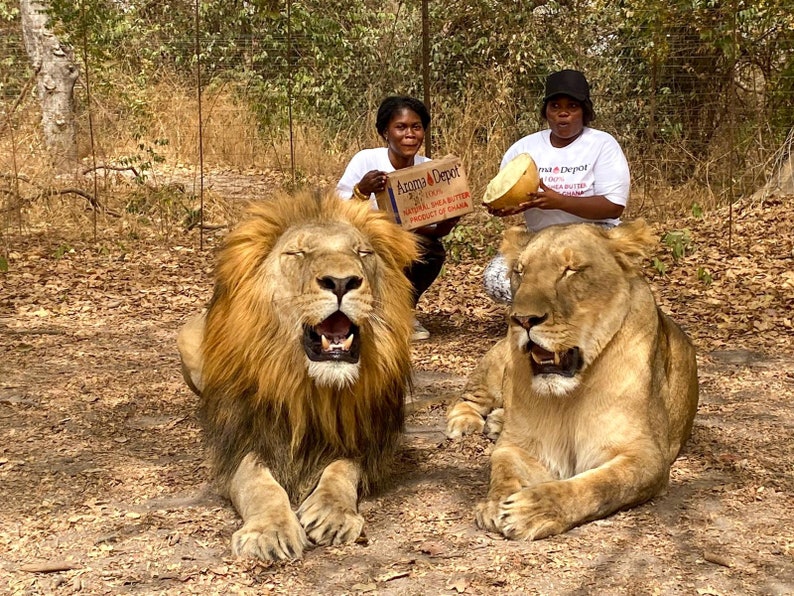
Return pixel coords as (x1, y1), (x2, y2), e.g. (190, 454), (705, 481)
(19, 0), (79, 173)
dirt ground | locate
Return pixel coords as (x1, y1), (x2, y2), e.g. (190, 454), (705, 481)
(1, 184), (792, 595)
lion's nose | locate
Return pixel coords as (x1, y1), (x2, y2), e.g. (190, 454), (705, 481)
(318, 275), (363, 302)
(511, 314), (547, 330)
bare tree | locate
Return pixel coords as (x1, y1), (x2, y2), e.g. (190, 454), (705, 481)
(19, 0), (79, 173)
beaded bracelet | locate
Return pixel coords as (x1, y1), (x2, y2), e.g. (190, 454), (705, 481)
(353, 184), (370, 201)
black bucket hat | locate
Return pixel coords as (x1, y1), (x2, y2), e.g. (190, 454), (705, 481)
(543, 70), (590, 102)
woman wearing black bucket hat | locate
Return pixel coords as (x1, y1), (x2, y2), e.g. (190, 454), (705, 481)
(483, 69), (631, 303)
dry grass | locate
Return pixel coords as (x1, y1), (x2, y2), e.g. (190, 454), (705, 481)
(4, 78), (784, 252)
(432, 73), (526, 201)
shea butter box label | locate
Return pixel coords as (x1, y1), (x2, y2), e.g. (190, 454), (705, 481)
(375, 155), (473, 230)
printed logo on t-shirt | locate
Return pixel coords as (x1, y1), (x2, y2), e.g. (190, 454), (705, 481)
(537, 163), (593, 197)
(539, 164), (590, 175)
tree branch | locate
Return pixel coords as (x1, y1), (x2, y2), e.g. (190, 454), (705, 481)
(0, 185), (121, 218)
(81, 164), (141, 179)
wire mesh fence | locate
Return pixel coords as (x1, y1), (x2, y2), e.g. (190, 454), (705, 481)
(1, 0), (792, 242)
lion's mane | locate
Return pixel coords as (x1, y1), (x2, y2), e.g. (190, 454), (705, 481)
(199, 190), (418, 502)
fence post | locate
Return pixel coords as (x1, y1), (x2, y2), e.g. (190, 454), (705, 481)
(194, 0), (205, 250)
(422, 0), (431, 158)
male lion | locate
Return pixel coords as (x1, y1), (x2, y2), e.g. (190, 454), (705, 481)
(446, 220), (699, 540)
(177, 190), (418, 560)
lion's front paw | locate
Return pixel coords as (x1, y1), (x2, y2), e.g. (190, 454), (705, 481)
(297, 491), (364, 546)
(445, 402), (486, 439)
(231, 512), (309, 561)
(497, 485), (569, 541)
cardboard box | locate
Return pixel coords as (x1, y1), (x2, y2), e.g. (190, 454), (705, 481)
(375, 155), (474, 230)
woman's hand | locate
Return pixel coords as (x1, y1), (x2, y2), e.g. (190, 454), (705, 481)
(357, 170), (388, 196)
(485, 201), (532, 217)
(522, 180), (566, 210)
(485, 180), (563, 216)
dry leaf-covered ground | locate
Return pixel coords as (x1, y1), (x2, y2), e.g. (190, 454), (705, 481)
(1, 187), (792, 595)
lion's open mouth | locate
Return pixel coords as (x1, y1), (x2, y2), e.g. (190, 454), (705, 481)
(526, 342), (581, 377)
(303, 311), (360, 364)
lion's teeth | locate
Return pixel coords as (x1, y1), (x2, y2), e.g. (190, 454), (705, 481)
(321, 333), (354, 352)
(531, 349), (557, 366)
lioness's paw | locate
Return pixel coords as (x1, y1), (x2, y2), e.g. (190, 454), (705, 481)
(445, 402), (486, 439)
(297, 493), (364, 546)
(474, 499), (504, 533)
(231, 512), (309, 561)
(497, 487), (568, 541)
(483, 407), (504, 440)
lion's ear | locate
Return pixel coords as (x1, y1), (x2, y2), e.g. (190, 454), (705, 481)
(606, 219), (657, 269)
(500, 226), (532, 262)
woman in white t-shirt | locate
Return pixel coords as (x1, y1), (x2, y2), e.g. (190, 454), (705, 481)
(337, 96), (459, 340)
(483, 69), (631, 303)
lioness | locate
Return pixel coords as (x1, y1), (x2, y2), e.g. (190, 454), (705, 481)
(446, 220), (699, 540)
(178, 190), (418, 560)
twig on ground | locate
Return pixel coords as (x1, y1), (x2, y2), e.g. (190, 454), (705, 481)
(19, 561), (78, 574)
(82, 164), (141, 179)
(0, 185), (121, 218)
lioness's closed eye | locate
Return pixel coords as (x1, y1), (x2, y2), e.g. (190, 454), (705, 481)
(447, 220), (699, 540)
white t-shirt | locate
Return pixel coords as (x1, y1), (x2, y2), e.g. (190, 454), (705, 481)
(336, 147), (430, 210)
(501, 127), (630, 231)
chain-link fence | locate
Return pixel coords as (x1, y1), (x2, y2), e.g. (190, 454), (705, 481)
(2, 0), (793, 239)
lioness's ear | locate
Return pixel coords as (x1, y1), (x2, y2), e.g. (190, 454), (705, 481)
(500, 226), (532, 262)
(606, 219), (657, 270)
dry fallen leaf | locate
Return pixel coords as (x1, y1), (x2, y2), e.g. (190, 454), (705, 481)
(447, 575), (471, 593)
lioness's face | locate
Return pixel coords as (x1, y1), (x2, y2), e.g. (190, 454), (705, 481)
(265, 222), (382, 388)
(507, 225), (633, 396)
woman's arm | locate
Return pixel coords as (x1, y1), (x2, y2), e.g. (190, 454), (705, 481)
(337, 151), (383, 200)
(521, 180), (624, 219)
(484, 180), (623, 220)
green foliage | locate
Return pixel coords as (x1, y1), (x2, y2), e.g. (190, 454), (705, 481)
(0, 255), (8, 272)
(691, 202), (704, 218)
(654, 229), (714, 281)
(182, 207), (202, 231)
(651, 256), (667, 276)
(53, 244), (74, 259)
(0, 1), (18, 20)
(124, 184), (194, 240)
(615, 0), (793, 191)
(118, 137), (169, 185)
(662, 229), (693, 261)
(7, 0), (790, 202)
(444, 218), (503, 264)
(697, 266), (713, 285)
(0, 0), (24, 98)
